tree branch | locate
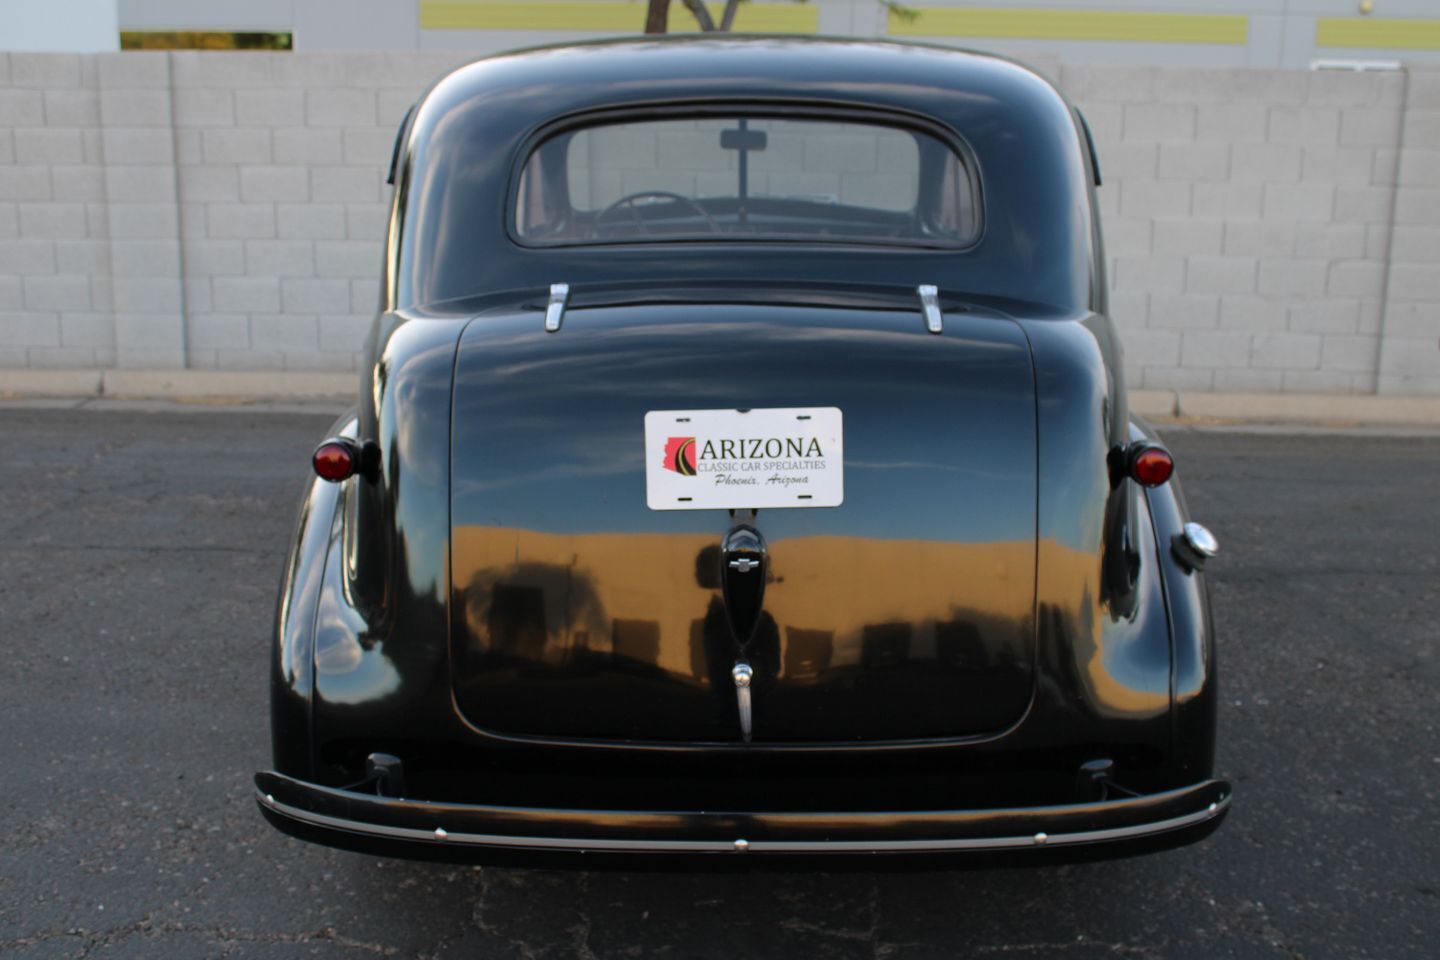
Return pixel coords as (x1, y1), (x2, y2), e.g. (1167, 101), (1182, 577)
(678, 0), (717, 32)
(719, 0), (744, 32)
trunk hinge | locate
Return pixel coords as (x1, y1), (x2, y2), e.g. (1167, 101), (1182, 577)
(544, 282), (570, 333)
(917, 284), (943, 334)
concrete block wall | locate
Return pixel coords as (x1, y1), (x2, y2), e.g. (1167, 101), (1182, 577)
(1, 50), (1437, 393)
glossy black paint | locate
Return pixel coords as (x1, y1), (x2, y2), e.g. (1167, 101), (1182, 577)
(263, 35), (1224, 862)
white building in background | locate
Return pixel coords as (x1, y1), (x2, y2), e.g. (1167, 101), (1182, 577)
(10, 0), (1440, 67)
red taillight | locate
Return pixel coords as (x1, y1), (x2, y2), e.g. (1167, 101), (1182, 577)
(312, 440), (357, 482)
(1129, 445), (1174, 487)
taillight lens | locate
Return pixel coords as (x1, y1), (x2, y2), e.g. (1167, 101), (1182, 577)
(1129, 445), (1174, 487)
(312, 440), (357, 482)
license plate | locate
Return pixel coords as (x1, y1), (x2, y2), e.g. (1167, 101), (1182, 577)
(644, 407), (843, 511)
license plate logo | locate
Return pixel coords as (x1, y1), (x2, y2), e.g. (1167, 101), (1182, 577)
(644, 407), (843, 511)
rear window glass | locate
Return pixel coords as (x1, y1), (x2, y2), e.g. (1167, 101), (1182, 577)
(514, 115), (979, 247)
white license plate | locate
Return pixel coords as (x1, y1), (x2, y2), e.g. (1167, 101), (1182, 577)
(644, 407), (843, 511)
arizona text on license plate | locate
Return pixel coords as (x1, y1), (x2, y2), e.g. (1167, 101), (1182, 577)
(644, 407), (843, 510)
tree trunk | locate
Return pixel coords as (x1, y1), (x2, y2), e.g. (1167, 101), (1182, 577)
(643, 0), (670, 34)
(719, 0), (743, 32)
(678, 0), (718, 32)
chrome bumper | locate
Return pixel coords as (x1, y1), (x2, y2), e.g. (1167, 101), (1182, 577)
(255, 771), (1230, 860)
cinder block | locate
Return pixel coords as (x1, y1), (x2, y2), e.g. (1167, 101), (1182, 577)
(1257, 259), (1329, 298)
(111, 240), (182, 278)
(1142, 366), (1213, 392)
(350, 278), (380, 313)
(13, 129), (83, 165)
(1339, 106), (1402, 146)
(1262, 182), (1334, 221)
(1191, 182), (1262, 220)
(1196, 103), (1268, 144)
(178, 165), (240, 203)
(377, 89), (420, 128)
(282, 278), (351, 313)
(26, 346), (101, 369)
(1122, 103), (1195, 142)
(273, 128), (343, 165)
(1282, 369), (1360, 394)
(42, 89), (99, 126)
(1388, 225), (1440, 262)
(1219, 296), (1287, 332)
(1288, 299), (1359, 335)
(95, 52), (170, 88)
(214, 348), (286, 371)
(1321, 335), (1380, 373)
(183, 277), (211, 313)
(1250, 332), (1320, 370)
(1293, 223), (1368, 260)
(346, 203), (388, 241)
(1301, 145), (1376, 184)
(1327, 260), (1386, 298)
(1181, 331), (1250, 368)
(0, 276), (18, 309)
(0, 90), (44, 127)
(12, 53), (82, 89)
(172, 88), (235, 128)
(60, 313), (114, 348)
(1377, 337), (1440, 380)
(1333, 186), (1395, 224)
(22, 276), (90, 312)
(1152, 219), (1221, 257)
(1098, 142), (1156, 180)
(1147, 293), (1219, 330)
(0, 312), (60, 347)
(1393, 187), (1440, 226)
(1229, 143), (1301, 183)
(1122, 330), (1180, 366)
(0, 202), (14, 238)
(100, 129), (173, 165)
(99, 89), (172, 128)
(105, 165), (177, 204)
(1103, 216), (1151, 256)
(188, 313), (251, 349)
(1120, 180), (1190, 218)
(213, 276), (281, 313)
(112, 277), (182, 314)
(244, 240), (316, 277)
(0, 166), (52, 202)
(1186, 257), (1256, 295)
(1222, 221), (1294, 258)
(1267, 106), (1339, 145)
(309, 166), (380, 203)
(342, 127), (394, 166)
(1306, 70), (1388, 106)
(315, 240), (382, 278)
(240, 165), (310, 203)
(305, 88), (376, 127)
(1379, 302), (1432, 338)
(1153, 69), (1235, 104)
(235, 89), (305, 127)
(202, 128), (271, 165)
(1409, 72), (1440, 110)
(183, 239), (246, 276)
(1212, 368), (1283, 393)
(108, 203), (178, 240)
(1072, 66), (1156, 103)
(319, 313), (371, 351)
(285, 348), (359, 372)
(18, 203), (87, 240)
(277, 203), (347, 240)
(249, 314), (319, 350)
(1158, 142), (1228, 182)
(1365, 223), (1391, 260)
(48, 166), (103, 203)
(274, 55), (349, 87)
(1388, 263), (1440, 301)
(0, 239), (57, 274)
(342, 53), (446, 90)
(1230, 71), (1307, 104)
(170, 52), (278, 88)
(205, 204), (275, 240)
(1395, 148), (1440, 187)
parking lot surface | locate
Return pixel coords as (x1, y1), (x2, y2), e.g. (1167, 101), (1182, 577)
(1, 407), (1435, 959)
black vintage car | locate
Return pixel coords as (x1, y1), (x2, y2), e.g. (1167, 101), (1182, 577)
(258, 35), (1228, 864)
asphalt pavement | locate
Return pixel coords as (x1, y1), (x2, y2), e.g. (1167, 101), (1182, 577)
(0, 406), (1435, 959)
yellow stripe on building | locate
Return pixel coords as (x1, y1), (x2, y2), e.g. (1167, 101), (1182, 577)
(421, 2), (817, 34)
(889, 7), (1248, 46)
(1316, 17), (1440, 51)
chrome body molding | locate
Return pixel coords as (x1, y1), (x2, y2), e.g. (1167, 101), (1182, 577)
(255, 774), (1230, 857)
(916, 283), (943, 334)
(544, 282), (570, 332)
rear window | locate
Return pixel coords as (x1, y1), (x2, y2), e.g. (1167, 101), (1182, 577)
(514, 114), (980, 247)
